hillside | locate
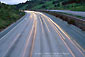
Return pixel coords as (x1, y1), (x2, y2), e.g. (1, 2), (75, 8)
(16, 0), (85, 11)
(0, 2), (24, 31)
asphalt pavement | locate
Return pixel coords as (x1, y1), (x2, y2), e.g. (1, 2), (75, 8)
(48, 10), (85, 17)
(0, 11), (85, 57)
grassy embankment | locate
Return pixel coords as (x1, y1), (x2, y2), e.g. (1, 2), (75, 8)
(0, 3), (25, 31)
(55, 12), (85, 20)
(53, 3), (85, 19)
(31, 1), (85, 19)
(56, 3), (85, 11)
(30, 0), (85, 11)
(15, 0), (85, 20)
(16, 0), (85, 12)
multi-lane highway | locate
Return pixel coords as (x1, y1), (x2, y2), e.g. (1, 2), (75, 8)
(48, 10), (85, 17)
(0, 11), (85, 57)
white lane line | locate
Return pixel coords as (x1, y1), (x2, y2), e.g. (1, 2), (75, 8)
(40, 15), (50, 32)
(40, 13), (75, 57)
(2, 33), (21, 57)
(29, 13), (37, 57)
(21, 13), (35, 57)
(0, 14), (28, 41)
(42, 13), (85, 57)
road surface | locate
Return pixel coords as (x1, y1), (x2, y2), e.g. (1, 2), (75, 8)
(0, 11), (85, 57)
(48, 10), (85, 17)
(0, 14), (27, 38)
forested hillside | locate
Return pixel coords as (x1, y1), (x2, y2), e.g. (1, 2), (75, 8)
(16, 0), (85, 11)
(0, 2), (24, 31)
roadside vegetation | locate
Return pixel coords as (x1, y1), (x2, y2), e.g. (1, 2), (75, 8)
(0, 2), (25, 31)
(17, 0), (85, 11)
(56, 0), (85, 11)
(42, 11), (85, 30)
(55, 12), (85, 20)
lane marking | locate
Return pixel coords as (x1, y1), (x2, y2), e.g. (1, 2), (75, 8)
(53, 25), (75, 57)
(40, 15), (50, 32)
(40, 13), (76, 57)
(22, 13), (35, 57)
(54, 26), (75, 57)
(0, 13), (30, 41)
(30, 14), (37, 57)
(43, 14), (85, 56)
(2, 33), (21, 57)
(39, 16), (44, 33)
(73, 40), (85, 52)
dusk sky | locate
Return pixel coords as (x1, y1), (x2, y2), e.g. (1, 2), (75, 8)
(0, 0), (28, 4)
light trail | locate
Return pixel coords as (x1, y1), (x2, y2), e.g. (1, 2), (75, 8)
(40, 13), (85, 56)
(22, 24), (34, 57)
(22, 13), (35, 57)
(50, 21), (75, 57)
(40, 15), (50, 32)
(0, 11), (84, 57)
(39, 16), (44, 33)
(73, 40), (85, 52)
(39, 13), (75, 57)
(29, 13), (37, 57)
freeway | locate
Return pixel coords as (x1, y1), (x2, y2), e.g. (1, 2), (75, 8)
(48, 10), (85, 17)
(0, 11), (85, 57)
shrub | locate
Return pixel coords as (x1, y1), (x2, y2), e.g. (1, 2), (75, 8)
(68, 19), (75, 24)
